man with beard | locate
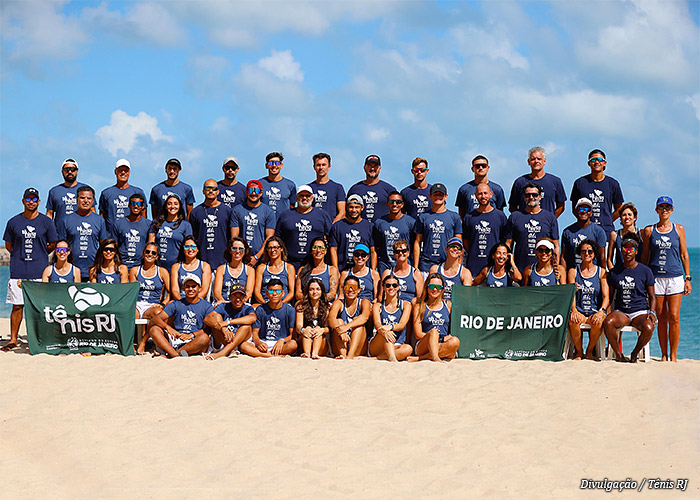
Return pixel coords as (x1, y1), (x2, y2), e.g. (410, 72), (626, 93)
(190, 179), (234, 270)
(560, 197), (607, 271)
(463, 183), (508, 278)
(347, 155), (396, 224)
(414, 183), (462, 275)
(46, 158), (94, 231)
(373, 191), (416, 273)
(400, 157), (432, 219)
(329, 194), (376, 270)
(217, 156), (247, 209)
(231, 180), (277, 266)
(114, 193), (151, 269)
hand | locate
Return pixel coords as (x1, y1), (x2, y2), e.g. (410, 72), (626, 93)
(340, 332), (350, 343)
(271, 340), (284, 355)
(589, 311), (605, 326)
(302, 327), (312, 339)
(571, 311), (585, 325)
(224, 327), (235, 343)
(311, 327), (323, 338)
(255, 340), (268, 352)
(684, 280), (692, 295)
(382, 329), (396, 343)
(648, 313), (657, 325)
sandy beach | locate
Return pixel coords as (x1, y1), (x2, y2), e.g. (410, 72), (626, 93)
(1, 318), (698, 499)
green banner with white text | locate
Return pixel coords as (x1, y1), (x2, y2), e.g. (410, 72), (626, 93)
(22, 282), (139, 356)
(450, 284), (576, 361)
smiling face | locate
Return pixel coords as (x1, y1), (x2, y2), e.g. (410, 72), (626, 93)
(426, 277), (444, 298)
(343, 279), (360, 299)
(165, 163), (180, 181)
(527, 150), (546, 174)
(308, 281), (322, 301)
(203, 180), (219, 201)
(296, 190), (314, 209)
(620, 207), (637, 228)
(182, 238), (198, 259)
(55, 241), (70, 261)
(166, 197), (181, 218)
(230, 291), (246, 309)
(411, 161), (428, 183)
(387, 194), (404, 215)
(364, 161), (381, 180)
(115, 166), (130, 183)
(475, 183), (492, 207)
(142, 244), (158, 263)
(575, 204), (592, 222)
(222, 161), (238, 181)
(266, 284), (284, 305)
(346, 202), (363, 220)
(524, 188), (541, 208)
(311, 239), (327, 261)
(353, 249), (369, 267)
(247, 185), (262, 203)
(536, 245), (552, 264)
(588, 155), (606, 174)
(129, 198), (145, 216)
(579, 243), (595, 264)
(383, 277), (400, 298)
(266, 156), (282, 176)
(78, 190), (94, 211)
(182, 280), (200, 299)
(493, 245), (508, 267)
(393, 243), (409, 263)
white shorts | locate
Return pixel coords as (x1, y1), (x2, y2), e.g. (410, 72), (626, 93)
(245, 339), (279, 350)
(136, 301), (161, 316)
(615, 309), (650, 322)
(654, 276), (684, 296)
(6, 279), (40, 305)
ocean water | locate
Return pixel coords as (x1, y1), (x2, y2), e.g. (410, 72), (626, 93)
(1, 249), (698, 359)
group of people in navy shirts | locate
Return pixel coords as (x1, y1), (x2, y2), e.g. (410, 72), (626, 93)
(3, 147), (692, 362)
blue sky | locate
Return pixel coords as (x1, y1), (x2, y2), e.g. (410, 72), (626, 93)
(2, 0), (699, 244)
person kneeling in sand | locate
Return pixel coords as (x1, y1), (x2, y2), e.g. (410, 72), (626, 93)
(328, 275), (371, 359)
(147, 273), (212, 358)
(204, 283), (256, 360)
(240, 278), (297, 357)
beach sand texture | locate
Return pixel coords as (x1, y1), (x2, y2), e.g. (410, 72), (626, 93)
(1, 319), (698, 499)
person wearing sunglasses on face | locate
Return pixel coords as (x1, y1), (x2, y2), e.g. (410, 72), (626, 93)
(380, 239), (424, 303)
(131, 243), (171, 354)
(217, 156), (247, 209)
(213, 237), (255, 305)
(329, 194), (376, 271)
(171, 236), (212, 301)
(254, 236), (296, 305)
(413, 273), (459, 362)
(455, 155), (506, 219)
(231, 180), (277, 266)
(373, 191), (416, 274)
(607, 202), (643, 270)
(641, 196), (692, 362)
(204, 283), (257, 360)
(89, 238), (128, 284)
(43, 240), (80, 283)
(148, 158), (195, 220)
(3, 187), (58, 351)
(328, 275), (372, 359)
(259, 151), (296, 216)
(189, 179), (234, 270)
(240, 279), (297, 357)
(570, 149), (624, 240)
(400, 157), (432, 220)
(560, 197), (607, 272)
(523, 239), (565, 287)
(339, 243), (380, 302)
(414, 183), (462, 276)
(430, 237), (472, 300)
(505, 182), (560, 272)
(369, 274), (413, 361)
(98, 158), (147, 239)
(46, 158), (95, 231)
(114, 193), (151, 269)
(295, 236), (340, 302)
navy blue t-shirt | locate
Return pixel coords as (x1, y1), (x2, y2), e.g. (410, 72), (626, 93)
(189, 203), (233, 269)
(560, 221), (607, 269)
(114, 216), (152, 268)
(148, 219), (193, 271)
(508, 173), (566, 215)
(506, 210), (559, 271)
(400, 184), (432, 219)
(214, 302), (255, 333)
(609, 263), (655, 314)
(149, 181), (196, 217)
(347, 180), (396, 224)
(275, 207), (332, 266)
(415, 210), (463, 272)
(570, 175), (624, 236)
(309, 179), (346, 221)
(230, 202), (277, 255)
(58, 212), (108, 277)
(329, 218), (374, 270)
(163, 298), (213, 334)
(253, 302), (296, 342)
(98, 184), (147, 238)
(217, 181), (247, 209)
(373, 214), (416, 271)
(463, 209), (508, 277)
(46, 182), (93, 231)
(3, 213), (58, 279)
(260, 177), (296, 216)
(455, 180), (507, 216)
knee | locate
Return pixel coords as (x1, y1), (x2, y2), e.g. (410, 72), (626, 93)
(447, 336), (460, 349)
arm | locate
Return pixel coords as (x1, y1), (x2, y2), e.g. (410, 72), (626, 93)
(471, 267), (489, 286)
(413, 234), (422, 270)
(170, 263), (182, 301)
(245, 265), (255, 303)
(338, 270), (348, 299)
(330, 246), (339, 269)
(372, 269), (380, 301)
(597, 246), (607, 270)
(5, 242), (12, 253)
(160, 268), (171, 305)
(677, 224), (692, 295)
(412, 304), (425, 341)
(74, 268), (81, 283)
(414, 269), (424, 299)
(370, 246), (378, 271)
(333, 201), (346, 224)
(640, 226), (652, 265)
(522, 266), (532, 287)
(611, 202), (623, 222)
(588, 268), (611, 327)
(606, 231), (617, 270)
(213, 264), (225, 303)
(198, 262), (212, 300)
(119, 265), (129, 283)
(46, 209), (54, 220)
(41, 265), (51, 282)
(554, 202), (565, 218)
(253, 265), (266, 304)
(283, 264), (296, 303)
(230, 226), (240, 239)
(327, 266), (340, 301)
(294, 271), (304, 302)
(186, 204), (193, 220)
(129, 266), (138, 283)
(462, 268), (473, 286)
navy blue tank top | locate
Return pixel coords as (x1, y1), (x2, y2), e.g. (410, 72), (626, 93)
(136, 266), (164, 304)
(262, 263), (289, 301)
(528, 264), (557, 287)
(422, 301), (450, 340)
(378, 300), (407, 344)
(391, 266), (417, 301)
(49, 264), (76, 283)
(575, 266), (602, 315)
(221, 264), (248, 301)
(437, 263), (463, 300)
(348, 267), (374, 301)
(177, 260), (204, 288)
(485, 267), (512, 288)
(648, 224), (683, 278)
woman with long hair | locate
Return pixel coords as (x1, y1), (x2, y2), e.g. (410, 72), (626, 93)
(339, 243), (379, 302)
(213, 236), (255, 305)
(147, 194), (193, 271)
(42, 240), (80, 283)
(380, 239), (423, 303)
(328, 275), (371, 359)
(170, 235), (212, 301)
(89, 238), (128, 283)
(369, 274), (413, 361)
(413, 273), (459, 361)
(295, 236), (339, 302)
(295, 277), (331, 359)
(607, 202), (642, 270)
(472, 242), (522, 287)
(641, 196), (692, 362)
(523, 239), (565, 287)
(567, 239), (609, 360)
(429, 237), (472, 300)
(254, 236), (296, 304)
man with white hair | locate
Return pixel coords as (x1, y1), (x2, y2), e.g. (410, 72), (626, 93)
(508, 146), (566, 217)
(275, 184), (332, 269)
(98, 158), (147, 238)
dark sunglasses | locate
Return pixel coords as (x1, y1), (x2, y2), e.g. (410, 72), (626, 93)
(524, 193), (540, 198)
(266, 160), (282, 167)
(394, 248), (409, 255)
(129, 201), (144, 207)
(143, 250), (158, 256)
(24, 197), (39, 203)
(384, 282), (399, 289)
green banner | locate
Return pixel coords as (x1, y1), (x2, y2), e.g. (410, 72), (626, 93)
(22, 282), (139, 356)
(450, 284), (576, 361)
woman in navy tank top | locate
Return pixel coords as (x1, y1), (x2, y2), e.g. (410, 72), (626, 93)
(171, 235), (212, 301)
(641, 196), (692, 361)
(295, 236), (340, 302)
(89, 238), (128, 284)
(254, 236), (296, 304)
(213, 236), (254, 305)
(429, 237), (472, 300)
(380, 239), (424, 304)
(42, 240), (80, 283)
(607, 202), (642, 270)
(566, 239), (609, 360)
(369, 274), (413, 361)
(523, 239), (565, 287)
(339, 243), (379, 302)
(472, 243), (522, 287)
(413, 273), (460, 361)
(328, 275), (371, 359)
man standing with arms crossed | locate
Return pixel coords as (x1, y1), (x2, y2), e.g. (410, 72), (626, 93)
(3, 188), (58, 351)
(308, 152), (346, 223)
(508, 146), (566, 217)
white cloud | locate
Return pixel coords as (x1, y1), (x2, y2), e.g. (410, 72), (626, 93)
(258, 49), (303, 82)
(95, 110), (172, 156)
(366, 126), (390, 143)
(450, 24), (529, 70)
(686, 94), (700, 121)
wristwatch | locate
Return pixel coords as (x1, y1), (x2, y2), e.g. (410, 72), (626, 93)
(685, 276), (692, 281)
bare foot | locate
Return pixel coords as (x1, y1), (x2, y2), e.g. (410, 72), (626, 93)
(661, 355), (668, 361)
(335, 354), (346, 359)
(614, 353), (629, 363)
(629, 352), (639, 363)
(1, 342), (18, 352)
(300, 352), (310, 358)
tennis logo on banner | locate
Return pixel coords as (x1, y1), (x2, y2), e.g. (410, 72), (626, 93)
(22, 282), (139, 355)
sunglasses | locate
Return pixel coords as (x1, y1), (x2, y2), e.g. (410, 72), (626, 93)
(183, 244), (197, 250)
(143, 250), (158, 256)
(55, 248), (70, 254)
(536, 248), (552, 254)
(311, 245), (326, 251)
(427, 284), (444, 291)
(394, 248), (409, 255)
(267, 246), (281, 251)
(129, 201), (144, 207)
(248, 187), (262, 194)
(344, 285), (359, 292)
(223, 164), (238, 170)
(657, 205), (672, 211)
(103, 247), (116, 253)
(580, 249), (595, 255)
(524, 193), (540, 199)
(24, 197), (39, 203)
(203, 186), (218, 192)
(62, 167), (78, 172)
(448, 245), (462, 251)
(353, 252), (368, 259)
(266, 160), (282, 167)
(622, 246), (637, 252)
(267, 289), (284, 295)
(387, 199), (403, 205)
(412, 167), (428, 173)
(384, 282), (399, 289)
(588, 157), (605, 164)
(577, 207), (592, 213)
(230, 246), (245, 252)
(473, 163), (489, 169)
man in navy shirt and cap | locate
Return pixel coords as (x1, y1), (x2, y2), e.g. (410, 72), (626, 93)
(347, 155), (396, 224)
(3, 188), (58, 350)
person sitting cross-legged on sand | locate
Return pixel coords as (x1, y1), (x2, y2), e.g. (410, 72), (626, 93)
(368, 274), (413, 361)
(328, 275), (371, 359)
(240, 278), (298, 357)
(147, 273), (212, 358)
(295, 277), (332, 359)
(413, 273), (460, 362)
(203, 283), (256, 360)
